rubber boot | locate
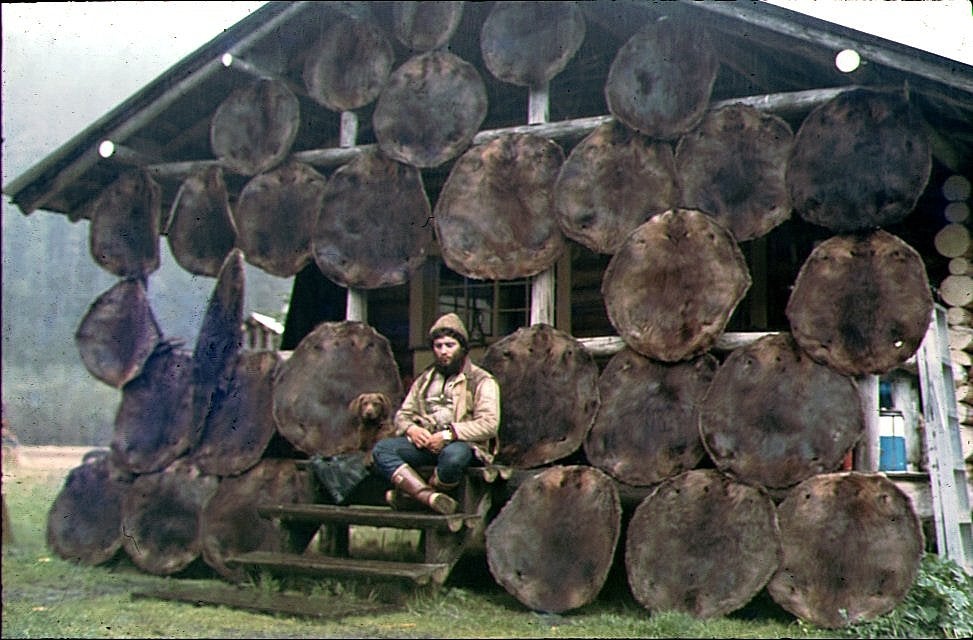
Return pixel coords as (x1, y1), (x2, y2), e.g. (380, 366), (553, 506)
(384, 488), (422, 511)
(388, 464), (458, 515)
(430, 469), (460, 495)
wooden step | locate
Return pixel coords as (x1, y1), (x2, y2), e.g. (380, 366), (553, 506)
(132, 583), (400, 619)
(257, 503), (479, 532)
(226, 550), (453, 585)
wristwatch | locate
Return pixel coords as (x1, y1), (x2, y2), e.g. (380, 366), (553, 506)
(441, 429), (454, 441)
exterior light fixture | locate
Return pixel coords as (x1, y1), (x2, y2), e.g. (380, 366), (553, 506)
(835, 49), (861, 72)
(98, 140), (115, 158)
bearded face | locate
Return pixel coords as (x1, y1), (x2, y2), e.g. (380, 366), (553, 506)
(432, 335), (466, 376)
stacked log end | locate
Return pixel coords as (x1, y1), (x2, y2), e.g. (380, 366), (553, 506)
(935, 174), (973, 480)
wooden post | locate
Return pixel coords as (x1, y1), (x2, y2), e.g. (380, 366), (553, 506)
(528, 83), (555, 326)
(748, 236), (768, 328)
(341, 111), (368, 323)
(855, 375), (881, 471)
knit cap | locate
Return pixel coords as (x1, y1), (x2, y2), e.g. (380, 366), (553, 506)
(428, 312), (469, 344)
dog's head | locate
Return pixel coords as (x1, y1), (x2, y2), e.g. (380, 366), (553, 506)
(348, 392), (393, 425)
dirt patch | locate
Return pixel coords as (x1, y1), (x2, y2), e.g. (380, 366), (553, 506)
(3, 445), (105, 482)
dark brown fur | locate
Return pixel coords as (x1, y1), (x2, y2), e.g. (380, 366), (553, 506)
(348, 392), (396, 464)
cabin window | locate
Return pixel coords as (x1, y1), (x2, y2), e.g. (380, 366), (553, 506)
(436, 262), (529, 344)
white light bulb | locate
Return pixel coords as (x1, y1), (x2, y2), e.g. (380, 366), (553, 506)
(98, 140), (115, 158)
(835, 49), (861, 73)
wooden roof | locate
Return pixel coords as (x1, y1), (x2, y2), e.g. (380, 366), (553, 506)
(3, 0), (972, 219)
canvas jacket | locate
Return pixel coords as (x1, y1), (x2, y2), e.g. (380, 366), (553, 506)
(393, 358), (500, 463)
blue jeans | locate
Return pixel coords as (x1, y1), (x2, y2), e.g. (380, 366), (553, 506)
(371, 436), (473, 485)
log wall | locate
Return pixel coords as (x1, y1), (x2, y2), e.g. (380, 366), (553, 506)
(935, 174), (973, 486)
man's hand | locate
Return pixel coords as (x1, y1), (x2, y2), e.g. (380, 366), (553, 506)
(406, 423), (449, 453)
(425, 431), (449, 453)
(406, 424), (432, 449)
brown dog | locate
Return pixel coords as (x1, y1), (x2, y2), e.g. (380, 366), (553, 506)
(348, 392), (396, 464)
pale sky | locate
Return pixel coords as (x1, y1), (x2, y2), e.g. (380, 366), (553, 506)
(764, 0), (973, 66)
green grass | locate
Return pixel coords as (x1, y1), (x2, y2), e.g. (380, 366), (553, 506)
(3, 460), (967, 638)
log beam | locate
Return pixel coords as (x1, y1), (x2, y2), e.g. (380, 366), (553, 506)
(140, 87), (864, 182)
(220, 53), (312, 102)
(578, 332), (778, 357)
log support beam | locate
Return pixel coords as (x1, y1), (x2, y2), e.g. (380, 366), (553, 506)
(139, 87), (864, 182)
(528, 83), (555, 327)
(855, 375), (882, 472)
(339, 110), (367, 323)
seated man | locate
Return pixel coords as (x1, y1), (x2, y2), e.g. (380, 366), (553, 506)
(372, 313), (500, 515)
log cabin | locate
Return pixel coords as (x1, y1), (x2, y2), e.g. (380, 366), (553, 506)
(5, 0), (973, 624)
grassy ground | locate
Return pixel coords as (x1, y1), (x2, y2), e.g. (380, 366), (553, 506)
(0, 448), (863, 638)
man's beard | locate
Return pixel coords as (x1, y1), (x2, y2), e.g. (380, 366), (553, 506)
(435, 354), (465, 377)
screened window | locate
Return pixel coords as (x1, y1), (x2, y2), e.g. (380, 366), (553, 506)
(436, 262), (529, 344)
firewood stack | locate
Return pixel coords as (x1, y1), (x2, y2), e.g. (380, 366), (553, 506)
(934, 174), (973, 470)
(44, 2), (950, 629)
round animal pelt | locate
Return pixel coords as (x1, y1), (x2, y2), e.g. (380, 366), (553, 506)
(767, 472), (924, 628)
(434, 133), (566, 280)
(75, 278), (161, 389)
(373, 50), (487, 168)
(120, 459), (219, 576)
(111, 342), (196, 475)
(302, 16), (393, 112)
(190, 351), (282, 478)
(200, 458), (318, 582)
(210, 78), (300, 176)
(88, 169), (161, 278)
(604, 17), (718, 140)
(480, 1), (586, 87)
(481, 324), (599, 468)
(233, 162), (327, 278)
(555, 120), (678, 254)
(392, 1), (463, 52)
(786, 230), (934, 376)
(272, 321), (403, 457)
(191, 248), (245, 421)
(486, 465), (621, 614)
(165, 166), (237, 277)
(584, 349), (717, 486)
(675, 104), (794, 242)
(625, 470), (781, 619)
(602, 209), (751, 362)
(699, 333), (864, 491)
(787, 87), (931, 232)
(46, 452), (132, 566)
(313, 148), (433, 289)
